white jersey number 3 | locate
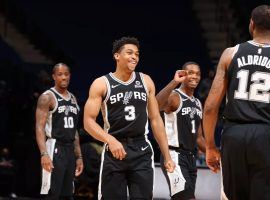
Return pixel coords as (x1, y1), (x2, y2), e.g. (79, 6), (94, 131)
(124, 105), (136, 121)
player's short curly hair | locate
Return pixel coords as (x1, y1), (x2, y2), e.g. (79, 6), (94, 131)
(112, 36), (140, 56)
(251, 5), (270, 31)
(182, 61), (200, 70)
(52, 63), (70, 74)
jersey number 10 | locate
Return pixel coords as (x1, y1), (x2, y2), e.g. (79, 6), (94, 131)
(64, 116), (74, 128)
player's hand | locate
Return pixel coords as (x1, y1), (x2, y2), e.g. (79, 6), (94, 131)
(107, 136), (127, 160)
(174, 70), (187, 83)
(41, 155), (54, 172)
(75, 158), (84, 177)
(164, 158), (176, 173)
(206, 146), (220, 173)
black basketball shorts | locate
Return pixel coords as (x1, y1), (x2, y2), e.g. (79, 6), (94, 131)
(99, 137), (154, 200)
(221, 123), (270, 200)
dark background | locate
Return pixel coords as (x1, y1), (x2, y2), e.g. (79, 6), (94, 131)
(0, 0), (268, 198)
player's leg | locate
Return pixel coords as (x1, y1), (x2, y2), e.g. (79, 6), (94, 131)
(161, 150), (195, 200)
(99, 145), (127, 200)
(186, 154), (197, 200)
(60, 146), (76, 199)
(221, 124), (249, 200)
(171, 153), (196, 200)
(44, 144), (66, 200)
(248, 125), (270, 200)
(127, 140), (154, 200)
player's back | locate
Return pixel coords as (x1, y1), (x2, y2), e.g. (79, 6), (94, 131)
(223, 40), (270, 123)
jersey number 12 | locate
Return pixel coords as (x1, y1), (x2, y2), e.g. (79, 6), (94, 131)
(234, 70), (270, 103)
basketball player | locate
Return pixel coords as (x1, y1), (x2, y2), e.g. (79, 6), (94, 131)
(156, 62), (205, 200)
(203, 5), (270, 200)
(83, 36), (175, 200)
(35, 63), (83, 200)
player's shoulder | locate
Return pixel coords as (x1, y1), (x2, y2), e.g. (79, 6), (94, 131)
(88, 76), (108, 98)
(140, 73), (155, 89)
(223, 46), (237, 56)
(69, 91), (78, 101)
(41, 89), (54, 99)
(91, 76), (107, 86)
(194, 97), (202, 109)
(139, 72), (149, 78)
(37, 90), (54, 107)
(171, 89), (181, 99)
(225, 42), (244, 59)
(169, 91), (181, 108)
(139, 73), (153, 84)
(218, 46), (238, 68)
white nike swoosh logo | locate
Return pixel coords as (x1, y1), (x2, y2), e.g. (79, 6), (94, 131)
(112, 84), (120, 88)
(141, 145), (149, 151)
(58, 98), (63, 101)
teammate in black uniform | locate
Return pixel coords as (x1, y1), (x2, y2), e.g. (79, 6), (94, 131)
(35, 63), (83, 200)
(84, 36), (175, 200)
(156, 62), (205, 200)
(203, 5), (270, 200)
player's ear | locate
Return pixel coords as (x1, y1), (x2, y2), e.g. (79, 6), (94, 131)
(114, 53), (119, 61)
(52, 74), (56, 81)
(249, 19), (254, 35)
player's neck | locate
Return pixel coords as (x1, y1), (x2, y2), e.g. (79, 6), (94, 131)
(54, 86), (68, 96)
(113, 70), (133, 82)
(253, 33), (270, 45)
(180, 87), (194, 97)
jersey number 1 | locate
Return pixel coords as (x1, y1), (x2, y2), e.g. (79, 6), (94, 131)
(191, 120), (196, 134)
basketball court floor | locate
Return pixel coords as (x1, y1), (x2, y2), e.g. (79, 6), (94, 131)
(0, 165), (221, 200)
(154, 164), (221, 200)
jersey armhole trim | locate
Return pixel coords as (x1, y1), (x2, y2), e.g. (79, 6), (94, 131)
(173, 89), (183, 114)
(139, 72), (149, 95)
(44, 90), (58, 114)
(103, 76), (111, 103)
(196, 98), (203, 110)
(70, 93), (80, 111)
(227, 44), (240, 74)
(231, 44), (239, 60)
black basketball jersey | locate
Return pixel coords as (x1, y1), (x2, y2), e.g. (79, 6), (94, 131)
(102, 72), (148, 138)
(44, 88), (80, 143)
(163, 89), (202, 151)
(223, 41), (270, 123)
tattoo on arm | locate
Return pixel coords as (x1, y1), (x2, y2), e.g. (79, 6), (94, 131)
(36, 94), (51, 129)
(73, 131), (82, 157)
(35, 94), (51, 153)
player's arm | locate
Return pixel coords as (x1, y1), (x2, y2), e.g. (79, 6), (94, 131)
(83, 77), (126, 160)
(144, 74), (175, 173)
(74, 130), (83, 176)
(196, 124), (206, 153)
(35, 93), (54, 172)
(156, 70), (187, 111)
(203, 47), (234, 172)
